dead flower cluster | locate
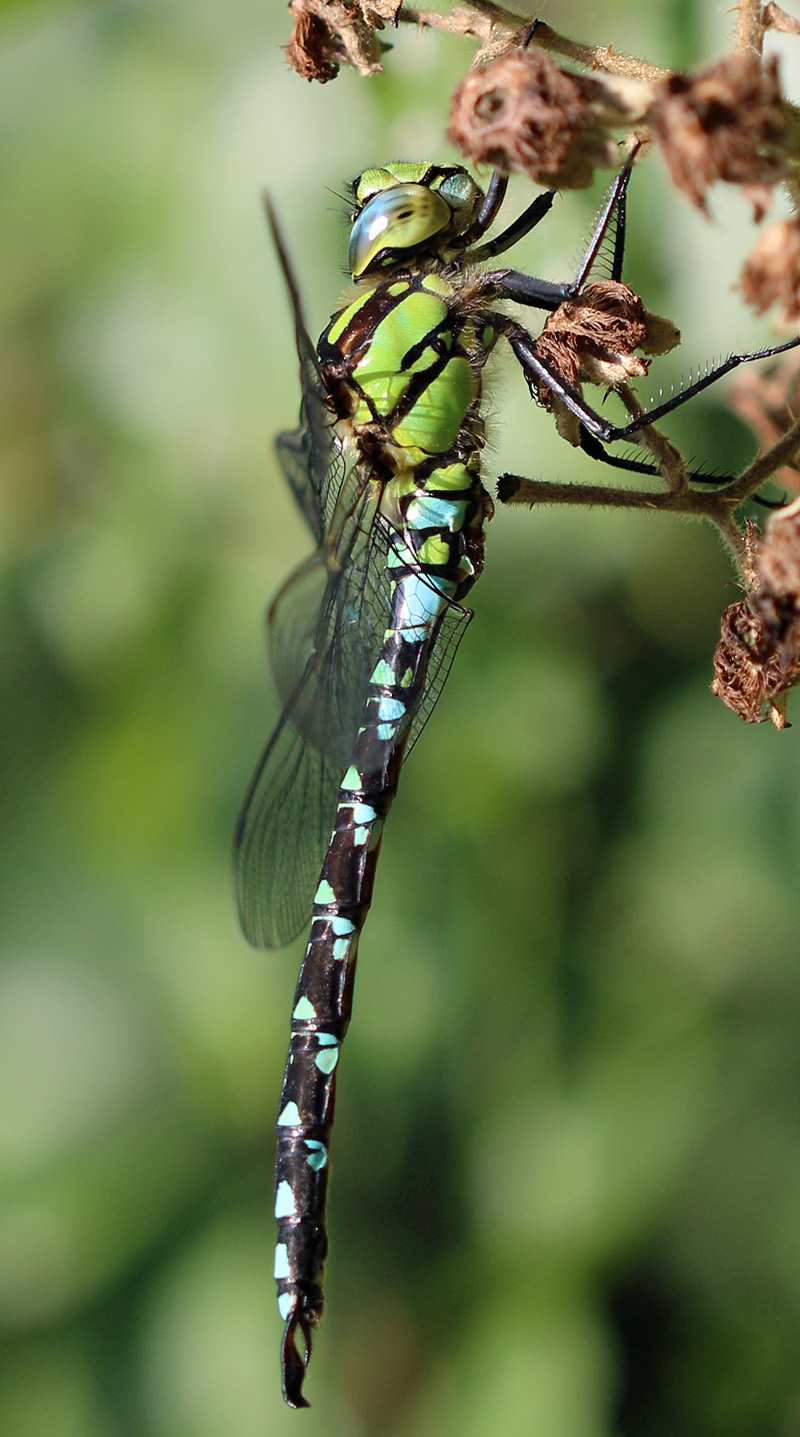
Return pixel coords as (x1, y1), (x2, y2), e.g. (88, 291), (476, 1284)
(446, 48), (631, 189)
(532, 280), (680, 442)
(713, 499), (800, 726)
(650, 53), (789, 215)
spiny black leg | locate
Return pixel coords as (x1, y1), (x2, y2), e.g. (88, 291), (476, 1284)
(609, 171), (627, 282)
(458, 170), (509, 249)
(571, 160), (632, 291)
(577, 426), (766, 491)
(579, 428), (706, 481)
(601, 337), (800, 437)
(492, 157), (634, 309)
(487, 268), (574, 313)
(468, 188), (556, 263)
(502, 316), (800, 445)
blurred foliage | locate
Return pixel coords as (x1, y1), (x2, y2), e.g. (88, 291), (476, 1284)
(2, 1), (800, 1433)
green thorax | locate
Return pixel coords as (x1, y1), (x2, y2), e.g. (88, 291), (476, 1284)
(318, 266), (496, 468)
(316, 262), (496, 601)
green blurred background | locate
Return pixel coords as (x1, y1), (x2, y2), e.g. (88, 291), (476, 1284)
(3, 1), (800, 1432)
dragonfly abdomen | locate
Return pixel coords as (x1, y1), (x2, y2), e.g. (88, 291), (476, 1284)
(273, 530), (479, 1402)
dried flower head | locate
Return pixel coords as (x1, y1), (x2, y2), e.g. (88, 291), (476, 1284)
(650, 53), (788, 213)
(285, 0), (388, 83)
(533, 280), (680, 441)
(448, 49), (629, 189)
(712, 497), (800, 726)
(738, 216), (800, 326)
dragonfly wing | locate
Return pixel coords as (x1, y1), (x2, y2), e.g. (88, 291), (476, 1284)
(407, 590), (473, 754)
(235, 700), (347, 949)
(235, 476), (385, 947)
(268, 473), (383, 763)
(266, 197), (349, 544)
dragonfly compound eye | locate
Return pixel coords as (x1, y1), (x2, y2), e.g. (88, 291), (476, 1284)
(348, 183), (452, 276)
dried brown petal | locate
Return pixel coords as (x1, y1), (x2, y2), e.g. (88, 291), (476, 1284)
(363, 0), (401, 22)
(651, 53), (788, 212)
(712, 497), (800, 725)
(738, 216), (800, 325)
(286, 7), (341, 81)
(285, 0), (387, 83)
(447, 49), (627, 189)
(757, 493), (800, 597)
(533, 280), (679, 416)
(765, 1), (800, 35)
(711, 599), (788, 723)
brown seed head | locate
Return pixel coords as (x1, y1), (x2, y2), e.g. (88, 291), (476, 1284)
(651, 53), (788, 212)
(533, 281), (679, 439)
(738, 216), (800, 326)
(712, 498), (800, 725)
(284, 0), (387, 83)
(286, 6), (341, 82)
(448, 49), (627, 189)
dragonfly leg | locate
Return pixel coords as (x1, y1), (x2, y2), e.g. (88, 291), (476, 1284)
(466, 187), (556, 263)
(502, 317), (800, 446)
(457, 169), (509, 248)
(491, 153), (635, 311)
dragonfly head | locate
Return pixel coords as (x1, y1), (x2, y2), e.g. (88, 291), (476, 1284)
(348, 162), (483, 278)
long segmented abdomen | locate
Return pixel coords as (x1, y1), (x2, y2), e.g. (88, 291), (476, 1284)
(273, 553), (458, 1406)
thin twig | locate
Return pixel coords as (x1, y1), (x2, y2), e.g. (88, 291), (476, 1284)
(501, 414), (800, 575)
(734, 0), (767, 56)
(397, 3), (671, 81)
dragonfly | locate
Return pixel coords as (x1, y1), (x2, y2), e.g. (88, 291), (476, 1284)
(234, 157), (800, 1407)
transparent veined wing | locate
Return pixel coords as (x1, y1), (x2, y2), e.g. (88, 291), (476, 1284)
(235, 499), (473, 949)
(264, 196), (349, 543)
(235, 471), (383, 949)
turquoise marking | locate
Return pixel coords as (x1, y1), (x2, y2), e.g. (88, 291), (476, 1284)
(305, 1140), (328, 1172)
(396, 571), (450, 639)
(314, 878), (336, 904)
(406, 494), (468, 530)
(332, 916), (355, 935)
(351, 802), (377, 824)
(376, 696), (406, 723)
(278, 1293), (294, 1321)
(275, 1180), (297, 1219)
(353, 826), (370, 845)
(341, 765), (361, 791)
(315, 1049), (340, 1074)
(274, 1244), (290, 1280)
(277, 1101), (301, 1127)
(332, 937), (351, 961)
(293, 995), (316, 1021)
(314, 1036), (340, 1075)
